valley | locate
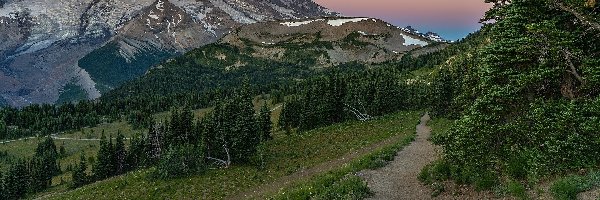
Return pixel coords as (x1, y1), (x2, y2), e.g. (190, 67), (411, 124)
(0, 0), (599, 199)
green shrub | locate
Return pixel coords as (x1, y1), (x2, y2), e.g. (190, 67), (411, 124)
(550, 175), (588, 200)
(550, 171), (600, 200)
(314, 175), (371, 200)
(506, 153), (529, 180)
(473, 170), (498, 191)
(418, 160), (450, 185)
(155, 145), (205, 179)
(506, 180), (527, 200)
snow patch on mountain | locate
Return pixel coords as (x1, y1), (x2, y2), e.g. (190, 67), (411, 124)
(148, 13), (159, 20)
(401, 34), (429, 46)
(280, 19), (324, 27)
(327, 18), (369, 26)
(156, 0), (165, 11)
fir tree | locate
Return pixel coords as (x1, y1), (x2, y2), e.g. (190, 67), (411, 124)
(126, 133), (147, 170)
(257, 104), (272, 141)
(114, 132), (127, 175)
(4, 160), (29, 199)
(71, 154), (88, 188)
(92, 132), (114, 180)
(28, 157), (48, 193)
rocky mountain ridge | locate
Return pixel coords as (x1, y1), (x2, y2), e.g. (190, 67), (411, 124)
(219, 17), (436, 67)
(0, 0), (334, 107)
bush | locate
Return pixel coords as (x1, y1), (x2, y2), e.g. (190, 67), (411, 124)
(418, 160), (451, 185)
(314, 175), (371, 200)
(550, 172), (600, 200)
(505, 180), (527, 200)
(550, 175), (588, 200)
(156, 145), (205, 179)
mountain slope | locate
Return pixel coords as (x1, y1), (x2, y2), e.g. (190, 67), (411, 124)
(0, 0), (334, 107)
(102, 17), (439, 103)
(222, 17), (433, 66)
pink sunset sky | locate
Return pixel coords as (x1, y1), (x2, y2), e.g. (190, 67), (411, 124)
(313, 0), (492, 40)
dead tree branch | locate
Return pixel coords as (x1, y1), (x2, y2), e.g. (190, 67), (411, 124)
(555, 1), (600, 31)
(562, 49), (585, 83)
(345, 103), (372, 121)
(206, 145), (231, 168)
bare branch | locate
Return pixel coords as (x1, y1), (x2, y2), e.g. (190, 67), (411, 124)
(206, 157), (229, 167)
(562, 49), (585, 83)
(555, 1), (600, 31)
(344, 103), (372, 121)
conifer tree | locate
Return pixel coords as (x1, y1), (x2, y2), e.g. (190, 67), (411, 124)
(257, 104), (272, 141)
(4, 160), (29, 199)
(231, 87), (260, 163)
(0, 120), (6, 139)
(0, 172), (5, 200)
(28, 157), (48, 193)
(114, 132), (126, 175)
(71, 154), (88, 188)
(34, 137), (60, 177)
(146, 122), (164, 165)
(93, 132), (114, 180)
(126, 133), (147, 170)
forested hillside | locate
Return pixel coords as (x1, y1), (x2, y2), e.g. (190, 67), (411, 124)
(0, 15), (447, 198)
(425, 0), (600, 190)
(0, 0), (598, 198)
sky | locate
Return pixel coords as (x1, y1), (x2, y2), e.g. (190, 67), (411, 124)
(312, 0), (492, 41)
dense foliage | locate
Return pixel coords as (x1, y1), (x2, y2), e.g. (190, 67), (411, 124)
(429, 0), (600, 186)
(73, 87), (273, 189)
(79, 41), (173, 92)
(0, 137), (60, 199)
(56, 82), (89, 105)
(278, 54), (444, 132)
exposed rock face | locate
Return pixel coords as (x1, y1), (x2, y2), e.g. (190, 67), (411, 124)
(221, 17), (434, 66)
(0, 0), (334, 107)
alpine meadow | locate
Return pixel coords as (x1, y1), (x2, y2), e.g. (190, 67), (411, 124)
(0, 0), (599, 199)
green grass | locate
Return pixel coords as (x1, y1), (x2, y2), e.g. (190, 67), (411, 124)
(45, 111), (421, 199)
(427, 117), (453, 141)
(550, 171), (600, 200)
(61, 120), (140, 139)
(417, 117), (455, 197)
(271, 129), (417, 199)
(0, 137), (99, 188)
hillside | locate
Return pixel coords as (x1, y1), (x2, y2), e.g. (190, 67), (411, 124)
(221, 17), (433, 65)
(45, 111), (421, 199)
(0, 38), (439, 198)
(418, 0), (600, 198)
(1, 0), (598, 199)
(101, 16), (441, 111)
(0, 0), (335, 107)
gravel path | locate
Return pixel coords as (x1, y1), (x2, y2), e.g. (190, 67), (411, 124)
(228, 120), (416, 199)
(361, 113), (503, 200)
(360, 113), (438, 200)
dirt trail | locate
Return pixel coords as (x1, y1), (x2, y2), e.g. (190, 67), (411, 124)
(360, 113), (437, 200)
(361, 113), (501, 200)
(228, 121), (417, 199)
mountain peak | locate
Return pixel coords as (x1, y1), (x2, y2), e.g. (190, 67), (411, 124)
(402, 26), (450, 43)
(0, 0), (335, 107)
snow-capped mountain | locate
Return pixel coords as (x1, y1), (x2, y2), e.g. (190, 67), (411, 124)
(220, 17), (434, 65)
(0, 0), (335, 107)
(402, 26), (451, 43)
